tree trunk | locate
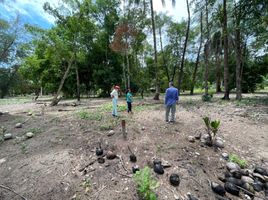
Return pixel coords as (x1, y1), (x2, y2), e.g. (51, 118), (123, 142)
(150, 0), (159, 100)
(50, 55), (74, 106)
(215, 53), (222, 93)
(159, 26), (170, 82)
(222, 0), (230, 100)
(178, 0), (190, 89)
(190, 11), (203, 95)
(235, 6), (242, 100)
(204, 42), (209, 96)
(126, 52), (130, 89)
(75, 62), (80, 101)
(122, 55), (127, 90)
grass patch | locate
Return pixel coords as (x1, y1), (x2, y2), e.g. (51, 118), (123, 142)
(77, 110), (103, 121)
(229, 153), (248, 169)
(27, 127), (42, 135)
(0, 97), (32, 105)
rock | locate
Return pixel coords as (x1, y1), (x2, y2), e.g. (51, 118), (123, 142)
(141, 127), (145, 131)
(244, 194), (251, 200)
(3, 133), (12, 140)
(218, 175), (226, 183)
(129, 153), (137, 163)
(252, 173), (266, 183)
(252, 181), (264, 192)
(254, 167), (268, 176)
(242, 183), (255, 197)
(211, 182), (226, 196)
(264, 182), (268, 190)
(26, 132), (34, 138)
(225, 177), (244, 187)
(221, 153), (229, 160)
(187, 192), (199, 200)
(230, 169), (242, 179)
(106, 151), (116, 160)
(241, 176), (254, 184)
(174, 194), (180, 200)
(0, 112), (3, 115)
(194, 132), (201, 140)
(241, 169), (251, 176)
(132, 165), (139, 174)
(265, 189), (268, 197)
(224, 182), (240, 196)
(15, 123), (22, 128)
(215, 139), (224, 148)
(27, 112), (32, 116)
(0, 158), (6, 165)
(107, 130), (115, 136)
(226, 162), (241, 171)
(169, 174), (180, 186)
(264, 175), (268, 182)
(188, 136), (195, 143)
(224, 171), (232, 179)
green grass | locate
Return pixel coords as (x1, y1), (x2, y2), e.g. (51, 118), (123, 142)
(26, 127), (42, 135)
(0, 97), (32, 105)
(229, 153), (248, 169)
(77, 110), (103, 121)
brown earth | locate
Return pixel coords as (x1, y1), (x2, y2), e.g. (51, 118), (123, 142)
(0, 93), (267, 200)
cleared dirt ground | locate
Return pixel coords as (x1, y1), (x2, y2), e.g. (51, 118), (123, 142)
(0, 93), (267, 200)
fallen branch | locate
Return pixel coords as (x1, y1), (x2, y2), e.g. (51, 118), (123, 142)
(117, 155), (128, 172)
(235, 185), (265, 200)
(78, 159), (96, 172)
(0, 184), (27, 200)
(114, 170), (132, 178)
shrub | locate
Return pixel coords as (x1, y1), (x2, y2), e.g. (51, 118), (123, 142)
(134, 167), (159, 200)
(202, 94), (212, 102)
(203, 116), (221, 146)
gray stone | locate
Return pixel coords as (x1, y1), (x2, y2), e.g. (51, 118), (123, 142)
(107, 130), (115, 136)
(3, 133), (12, 140)
(0, 158), (6, 165)
(15, 123), (22, 128)
(26, 132), (34, 138)
(215, 139), (224, 148)
(194, 132), (201, 140)
(141, 127), (145, 131)
(252, 173), (265, 182)
(221, 153), (229, 160)
(27, 112), (32, 116)
(241, 176), (254, 184)
(226, 162), (241, 171)
(188, 136), (195, 143)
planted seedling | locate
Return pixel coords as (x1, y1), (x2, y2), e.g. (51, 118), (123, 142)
(203, 116), (221, 146)
(128, 145), (137, 162)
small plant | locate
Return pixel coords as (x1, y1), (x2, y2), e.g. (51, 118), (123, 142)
(81, 178), (92, 194)
(20, 143), (28, 153)
(229, 154), (248, 169)
(202, 94), (212, 102)
(77, 110), (102, 121)
(134, 167), (159, 200)
(203, 116), (221, 146)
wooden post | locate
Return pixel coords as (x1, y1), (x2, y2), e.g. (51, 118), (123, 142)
(121, 120), (126, 139)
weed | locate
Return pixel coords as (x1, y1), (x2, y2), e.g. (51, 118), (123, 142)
(27, 128), (42, 135)
(202, 94), (212, 102)
(77, 110), (102, 121)
(20, 143), (28, 154)
(229, 153), (248, 169)
(81, 178), (92, 194)
(134, 167), (159, 200)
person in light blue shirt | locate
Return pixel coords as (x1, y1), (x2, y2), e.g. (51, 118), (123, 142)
(165, 81), (179, 123)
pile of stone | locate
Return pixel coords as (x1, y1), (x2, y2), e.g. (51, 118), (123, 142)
(212, 161), (268, 199)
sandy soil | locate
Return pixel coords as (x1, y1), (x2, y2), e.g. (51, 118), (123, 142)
(0, 93), (267, 200)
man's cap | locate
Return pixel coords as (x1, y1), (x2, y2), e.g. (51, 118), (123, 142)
(115, 85), (120, 89)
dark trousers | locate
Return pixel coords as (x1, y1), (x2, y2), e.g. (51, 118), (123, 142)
(127, 102), (132, 113)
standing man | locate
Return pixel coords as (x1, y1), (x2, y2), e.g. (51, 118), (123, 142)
(111, 85), (120, 117)
(165, 81), (179, 123)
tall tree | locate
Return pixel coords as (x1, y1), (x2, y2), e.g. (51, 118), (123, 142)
(178, 0), (190, 89)
(222, 0), (230, 100)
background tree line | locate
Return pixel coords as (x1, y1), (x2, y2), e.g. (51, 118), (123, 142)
(0, 0), (268, 104)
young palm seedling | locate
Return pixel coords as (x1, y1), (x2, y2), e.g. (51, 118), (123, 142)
(203, 116), (221, 146)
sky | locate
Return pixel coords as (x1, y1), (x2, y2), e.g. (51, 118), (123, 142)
(0, 0), (188, 29)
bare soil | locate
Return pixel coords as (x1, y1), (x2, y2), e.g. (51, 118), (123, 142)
(0, 93), (267, 200)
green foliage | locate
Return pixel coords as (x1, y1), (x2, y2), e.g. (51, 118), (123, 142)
(77, 110), (102, 121)
(229, 154), (248, 169)
(201, 94), (212, 102)
(20, 143), (28, 154)
(134, 167), (159, 200)
(202, 116), (221, 141)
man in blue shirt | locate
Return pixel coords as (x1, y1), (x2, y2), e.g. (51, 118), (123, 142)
(165, 81), (179, 123)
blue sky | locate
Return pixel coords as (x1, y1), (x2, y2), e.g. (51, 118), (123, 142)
(0, 0), (187, 29)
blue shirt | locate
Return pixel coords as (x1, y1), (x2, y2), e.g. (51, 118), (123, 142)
(165, 86), (179, 106)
